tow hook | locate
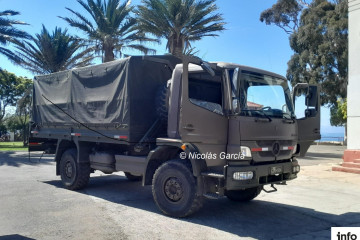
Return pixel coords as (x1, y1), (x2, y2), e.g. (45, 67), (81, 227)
(262, 181), (287, 193)
(262, 184), (278, 193)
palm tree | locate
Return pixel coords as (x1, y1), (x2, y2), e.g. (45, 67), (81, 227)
(0, 10), (31, 63)
(60, 0), (157, 62)
(135, 0), (226, 58)
(15, 25), (94, 75)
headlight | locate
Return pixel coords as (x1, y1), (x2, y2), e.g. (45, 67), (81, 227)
(292, 165), (300, 173)
(240, 146), (252, 158)
(233, 171), (254, 180)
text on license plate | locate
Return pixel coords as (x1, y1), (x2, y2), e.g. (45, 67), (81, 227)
(270, 166), (283, 175)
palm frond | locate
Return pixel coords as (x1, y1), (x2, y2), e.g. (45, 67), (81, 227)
(61, 0), (157, 62)
(14, 25), (94, 74)
(136, 0), (226, 57)
(0, 46), (22, 63)
(0, 9), (31, 61)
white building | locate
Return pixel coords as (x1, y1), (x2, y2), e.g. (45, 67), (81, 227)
(336, 0), (360, 172)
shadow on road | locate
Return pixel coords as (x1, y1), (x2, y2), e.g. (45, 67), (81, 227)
(43, 175), (360, 239)
(0, 152), (53, 167)
(303, 151), (344, 159)
(0, 234), (36, 240)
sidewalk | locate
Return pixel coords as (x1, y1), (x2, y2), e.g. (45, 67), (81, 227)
(297, 144), (346, 166)
(298, 144), (360, 187)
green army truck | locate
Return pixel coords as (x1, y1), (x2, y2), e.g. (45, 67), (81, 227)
(29, 55), (320, 217)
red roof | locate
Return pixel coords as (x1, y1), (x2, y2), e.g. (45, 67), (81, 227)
(247, 101), (263, 108)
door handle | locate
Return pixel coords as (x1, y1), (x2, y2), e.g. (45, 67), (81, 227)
(183, 124), (195, 131)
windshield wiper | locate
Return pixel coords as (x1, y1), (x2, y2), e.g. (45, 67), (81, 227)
(241, 109), (272, 122)
(283, 112), (295, 123)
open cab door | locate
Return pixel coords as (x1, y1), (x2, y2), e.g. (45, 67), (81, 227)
(293, 83), (321, 157)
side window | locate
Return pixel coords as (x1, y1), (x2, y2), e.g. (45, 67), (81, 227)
(188, 77), (223, 115)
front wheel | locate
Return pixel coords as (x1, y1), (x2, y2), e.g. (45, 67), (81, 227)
(60, 148), (90, 190)
(152, 159), (203, 217)
(225, 186), (262, 202)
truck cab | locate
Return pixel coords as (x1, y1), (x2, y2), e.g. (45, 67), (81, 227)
(152, 57), (320, 213)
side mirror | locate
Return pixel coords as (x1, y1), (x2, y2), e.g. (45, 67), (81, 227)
(293, 83), (319, 119)
(182, 55), (216, 77)
(201, 62), (215, 77)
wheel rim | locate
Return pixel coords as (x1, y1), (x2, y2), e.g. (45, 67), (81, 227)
(164, 177), (184, 202)
(65, 161), (73, 178)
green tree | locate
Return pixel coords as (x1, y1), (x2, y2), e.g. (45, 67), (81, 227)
(15, 78), (32, 145)
(5, 115), (21, 133)
(15, 25), (94, 75)
(0, 122), (6, 136)
(0, 10), (31, 63)
(5, 115), (25, 141)
(60, 0), (157, 62)
(330, 98), (346, 126)
(260, 0), (348, 123)
(135, 0), (226, 58)
(0, 70), (30, 122)
(260, 0), (311, 34)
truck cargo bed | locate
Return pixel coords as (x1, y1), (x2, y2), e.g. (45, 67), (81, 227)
(31, 55), (181, 144)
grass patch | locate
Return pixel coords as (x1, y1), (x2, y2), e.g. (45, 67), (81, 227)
(0, 142), (28, 151)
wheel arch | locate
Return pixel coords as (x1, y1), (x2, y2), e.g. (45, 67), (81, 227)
(142, 143), (207, 186)
(55, 139), (76, 176)
(55, 139), (94, 175)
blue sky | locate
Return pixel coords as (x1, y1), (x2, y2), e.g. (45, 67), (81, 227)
(0, 0), (344, 135)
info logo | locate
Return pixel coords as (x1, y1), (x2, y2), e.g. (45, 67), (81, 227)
(331, 227), (360, 240)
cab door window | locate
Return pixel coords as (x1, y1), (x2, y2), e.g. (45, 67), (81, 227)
(188, 73), (223, 115)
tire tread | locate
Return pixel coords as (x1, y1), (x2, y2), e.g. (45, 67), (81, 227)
(60, 148), (90, 190)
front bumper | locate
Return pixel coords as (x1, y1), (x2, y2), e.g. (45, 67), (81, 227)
(225, 160), (299, 190)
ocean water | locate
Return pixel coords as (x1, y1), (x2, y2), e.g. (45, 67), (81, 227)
(319, 132), (345, 142)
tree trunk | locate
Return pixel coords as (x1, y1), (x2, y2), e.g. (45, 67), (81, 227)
(172, 45), (183, 59)
(103, 41), (115, 63)
(22, 124), (26, 146)
(169, 35), (184, 59)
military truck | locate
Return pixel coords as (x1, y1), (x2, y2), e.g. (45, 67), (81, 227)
(29, 55), (320, 217)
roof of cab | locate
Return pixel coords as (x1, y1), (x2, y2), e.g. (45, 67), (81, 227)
(214, 62), (287, 81)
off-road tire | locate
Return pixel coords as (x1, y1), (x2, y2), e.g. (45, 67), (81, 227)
(124, 172), (142, 181)
(152, 159), (203, 217)
(60, 148), (90, 190)
(155, 83), (170, 122)
(225, 186), (262, 202)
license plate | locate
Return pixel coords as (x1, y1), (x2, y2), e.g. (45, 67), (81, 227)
(270, 166), (283, 175)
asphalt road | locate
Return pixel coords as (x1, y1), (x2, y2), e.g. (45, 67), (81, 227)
(0, 145), (359, 240)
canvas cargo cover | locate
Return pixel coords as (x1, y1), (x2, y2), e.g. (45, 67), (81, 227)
(32, 55), (181, 142)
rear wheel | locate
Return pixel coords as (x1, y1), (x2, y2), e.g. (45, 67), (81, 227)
(225, 186), (262, 202)
(124, 172), (142, 181)
(60, 148), (90, 190)
(152, 159), (203, 217)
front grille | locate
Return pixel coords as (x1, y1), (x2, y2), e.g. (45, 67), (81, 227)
(256, 140), (295, 158)
(258, 150), (292, 158)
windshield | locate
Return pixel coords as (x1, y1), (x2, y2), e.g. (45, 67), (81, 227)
(231, 69), (294, 119)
